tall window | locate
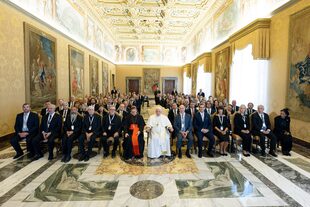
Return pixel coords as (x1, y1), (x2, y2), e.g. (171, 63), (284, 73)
(183, 71), (192, 95)
(196, 64), (212, 97)
(230, 44), (269, 111)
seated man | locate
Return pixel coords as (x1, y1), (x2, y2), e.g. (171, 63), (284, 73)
(185, 101), (197, 119)
(40, 101), (51, 116)
(59, 102), (70, 123)
(32, 104), (62, 161)
(174, 105), (193, 159)
(78, 106), (101, 161)
(61, 106), (83, 163)
(193, 103), (215, 158)
(102, 106), (122, 158)
(146, 107), (174, 159)
(11, 103), (39, 159)
(251, 105), (277, 157)
(123, 106), (145, 160)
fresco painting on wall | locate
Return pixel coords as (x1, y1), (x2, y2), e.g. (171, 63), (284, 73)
(69, 46), (84, 99)
(102, 62), (109, 95)
(287, 7), (310, 122)
(89, 55), (99, 96)
(142, 46), (160, 63)
(143, 68), (160, 96)
(24, 23), (57, 110)
(215, 47), (230, 101)
(125, 47), (137, 62)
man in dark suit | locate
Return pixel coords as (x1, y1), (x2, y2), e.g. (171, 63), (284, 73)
(102, 106), (122, 158)
(197, 89), (205, 98)
(251, 105), (277, 157)
(88, 98), (99, 111)
(78, 106), (101, 161)
(40, 101), (51, 116)
(61, 106), (83, 163)
(193, 103), (215, 157)
(246, 102), (256, 115)
(185, 102), (198, 118)
(32, 104), (62, 161)
(205, 100), (216, 116)
(111, 87), (117, 97)
(174, 105), (193, 158)
(68, 96), (75, 108)
(11, 103), (39, 159)
(168, 103), (178, 137)
(154, 86), (161, 105)
(59, 102), (70, 123)
(231, 100), (239, 113)
(133, 95), (142, 114)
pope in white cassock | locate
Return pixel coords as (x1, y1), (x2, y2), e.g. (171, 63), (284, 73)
(146, 107), (174, 158)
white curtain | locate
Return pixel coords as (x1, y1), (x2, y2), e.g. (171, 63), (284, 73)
(183, 71), (192, 95)
(230, 44), (269, 111)
(196, 64), (212, 97)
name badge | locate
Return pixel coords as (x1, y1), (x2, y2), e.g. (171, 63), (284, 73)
(89, 126), (92, 131)
(244, 124), (247, 128)
(181, 124), (185, 128)
(220, 126), (224, 131)
(71, 125), (74, 130)
(108, 125), (111, 130)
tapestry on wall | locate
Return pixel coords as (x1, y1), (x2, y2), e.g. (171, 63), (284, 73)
(69, 46), (84, 99)
(143, 68), (160, 95)
(89, 55), (99, 96)
(24, 23), (57, 110)
(214, 47), (230, 101)
(102, 62), (109, 95)
(287, 7), (310, 122)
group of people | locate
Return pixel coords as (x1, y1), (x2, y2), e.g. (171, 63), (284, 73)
(10, 88), (293, 163)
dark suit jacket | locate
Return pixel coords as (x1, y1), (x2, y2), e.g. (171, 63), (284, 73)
(234, 113), (250, 134)
(171, 90), (178, 96)
(185, 108), (198, 118)
(274, 116), (290, 135)
(246, 108), (256, 115)
(63, 114), (83, 135)
(59, 109), (71, 120)
(213, 115), (230, 131)
(232, 106), (239, 113)
(40, 108), (48, 117)
(197, 92), (205, 97)
(102, 114), (122, 135)
(174, 113), (192, 135)
(251, 112), (271, 135)
(117, 110), (129, 121)
(14, 112), (39, 137)
(168, 109), (179, 124)
(82, 114), (102, 136)
(193, 111), (212, 132)
(205, 108), (216, 116)
(40, 113), (62, 136)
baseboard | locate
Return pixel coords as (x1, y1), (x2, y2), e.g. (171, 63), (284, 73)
(292, 137), (310, 149)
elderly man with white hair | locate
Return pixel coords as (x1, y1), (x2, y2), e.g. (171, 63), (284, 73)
(32, 104), (62, 161)
(146, 106), (174, 159)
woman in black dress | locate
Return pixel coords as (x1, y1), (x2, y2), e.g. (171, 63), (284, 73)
(234, 104), (252, 156)
(274, 108), (292, 156)
(213, 107), (230, 155)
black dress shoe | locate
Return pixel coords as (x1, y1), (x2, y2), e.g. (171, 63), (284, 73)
(84, 155), (89, 162)
(261, 152), (266, 157)
(27, 153), (34, 159)
(207, 152), (214, 157)
(224, 153), (228, 156)
(61, 156), (66, 162)
(32, 154), (43, 161)
(64, 156), (71, 163)
(103, 152), (109, 158)
(269, 151), (278, 157)
(111, 151), (116, 158)
(186, 150), (191, 159)
(48, 155), (54, 161)
(13, 153), (24, 159)
(78, 155), (85, 161)
(178, 149), (182, 158)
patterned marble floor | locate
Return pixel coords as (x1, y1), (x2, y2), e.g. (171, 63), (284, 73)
(0, 105), (309, 206)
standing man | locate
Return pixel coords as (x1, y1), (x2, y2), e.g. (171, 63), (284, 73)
(32, 104), (62, 161)
(78, 106), (102, 161)
(11, 103), (39, 159)
(197, 89), (205, 98)
(61, 106), (83, 162)
(251, 105), (277, 157)
(102, 106), (122, 158)
(174, 105), (193, 158)
(193, 103), (215, 157)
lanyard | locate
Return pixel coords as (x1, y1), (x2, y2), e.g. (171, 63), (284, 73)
(89, 116), (94, 126)
(109, 115), (115, 125)
(219, 115), (224, 126)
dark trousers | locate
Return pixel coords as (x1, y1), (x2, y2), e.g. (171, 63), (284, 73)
(238, 132), (252, 152)
(32, 133), (58, 157)
(254, 131), (277, 152)
(78, 133), (96, 156)
(122, 134), (144, 159)
(10, 134), (35, 155)
(277, 133), (292, 153)
(176, 133), (193, 150)
(62, 133), (79, 157)
(196, 131), (215, 152)
(102, 133), (119, 153)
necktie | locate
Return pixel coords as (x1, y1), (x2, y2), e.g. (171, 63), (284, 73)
(47, 114), (52, 128)
(22, 113), (29, 131)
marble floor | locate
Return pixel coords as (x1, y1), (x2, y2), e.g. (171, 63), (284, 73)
(0, 106), (310, 206)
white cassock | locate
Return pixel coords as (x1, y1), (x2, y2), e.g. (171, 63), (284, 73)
(146, 114), (172, 158)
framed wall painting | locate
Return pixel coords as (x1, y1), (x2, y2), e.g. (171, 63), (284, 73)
(214, 47), (230, 101)
(69, 46), (84, 99)
(102, 62), (109, 95)
(24, 22), (57, 109)
(89, 55), (99, 96)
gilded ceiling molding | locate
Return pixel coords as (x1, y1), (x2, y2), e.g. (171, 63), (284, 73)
(229, 18), (271, 59)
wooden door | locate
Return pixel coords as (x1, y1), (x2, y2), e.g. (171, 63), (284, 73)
(128, 79), (140, 94)
(164, 79), (175, 94)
